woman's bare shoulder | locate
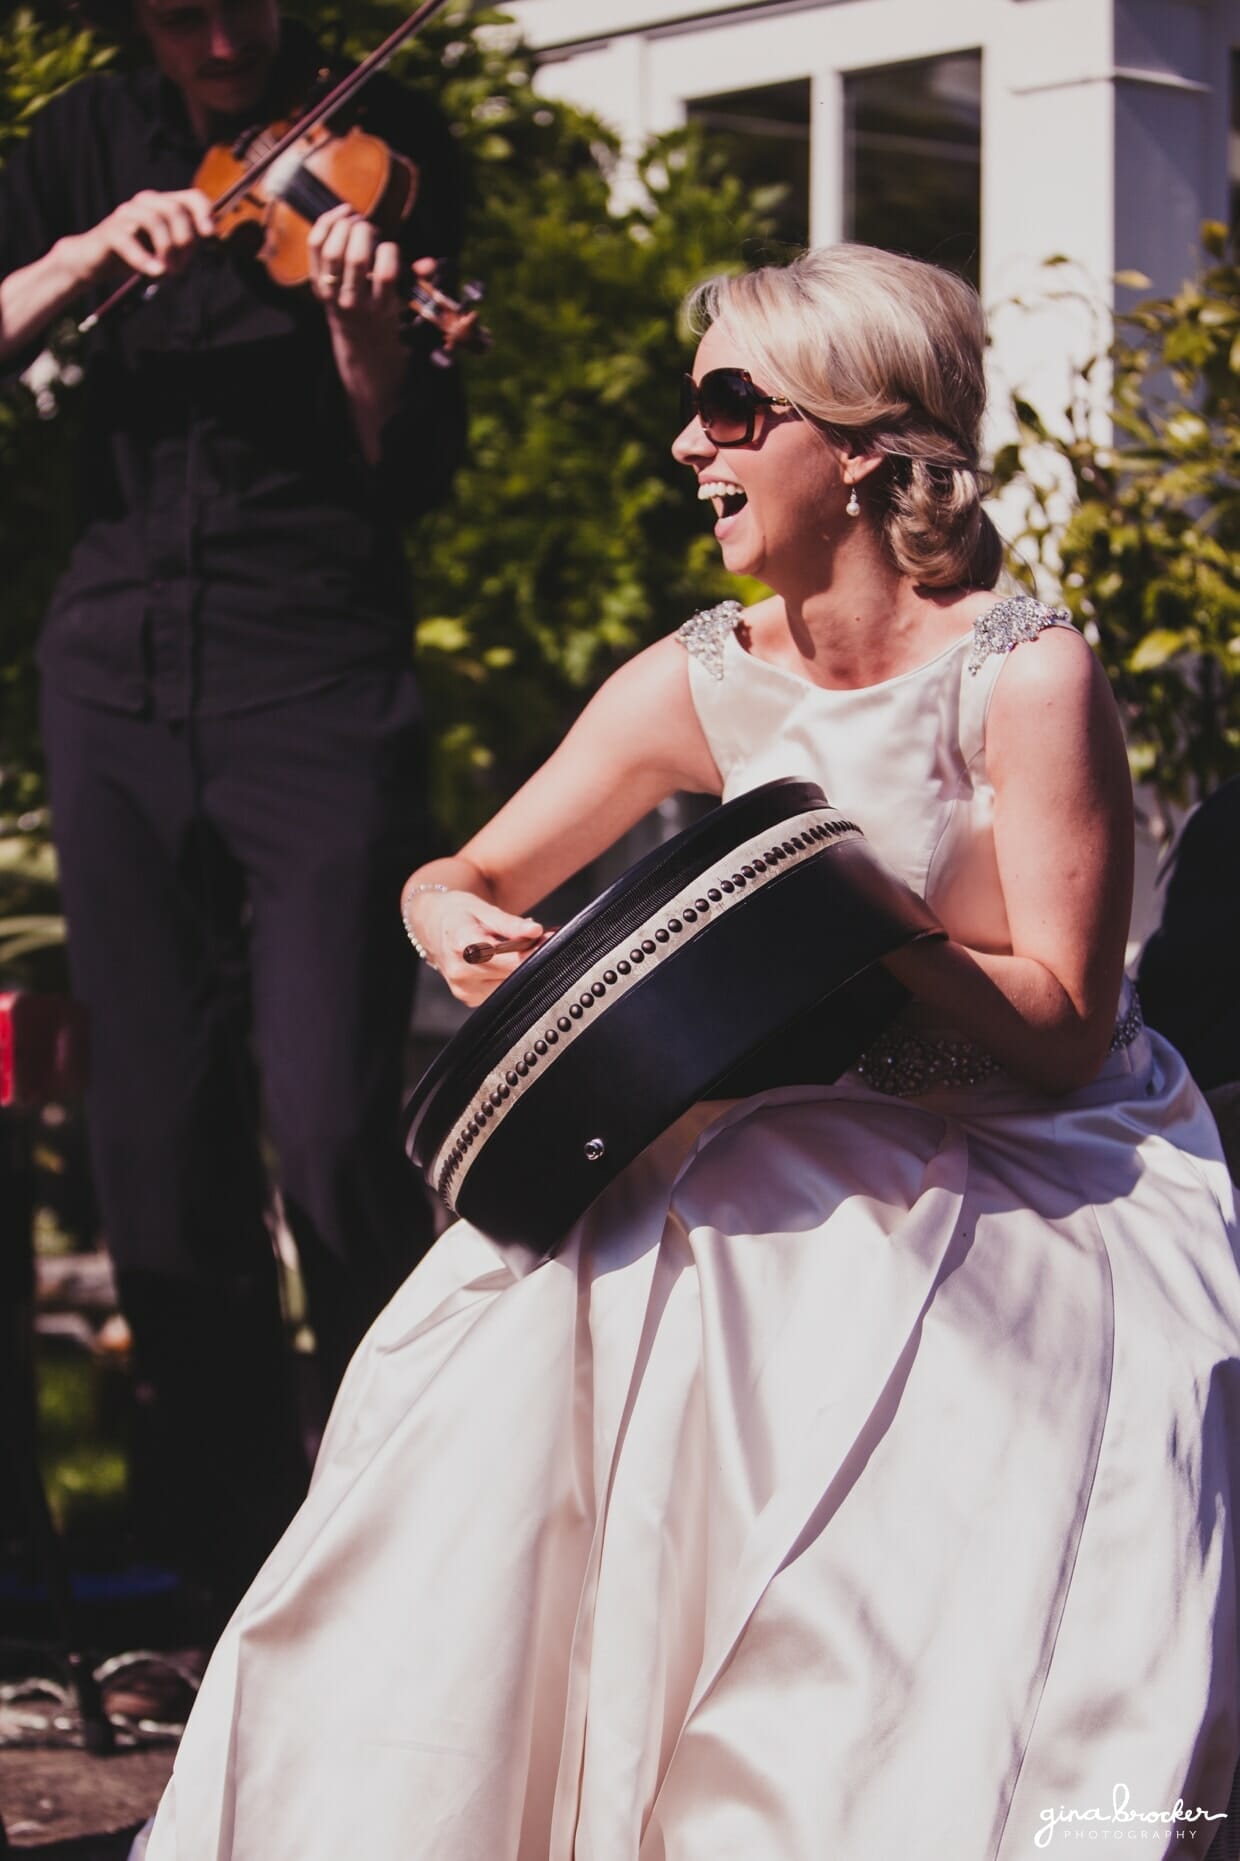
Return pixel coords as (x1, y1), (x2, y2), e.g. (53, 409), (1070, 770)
(723, 593), (784, 662)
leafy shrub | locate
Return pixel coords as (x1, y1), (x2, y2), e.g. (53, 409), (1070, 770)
(993, 227), (1240, 807)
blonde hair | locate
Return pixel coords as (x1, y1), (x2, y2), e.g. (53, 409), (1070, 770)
(688, 245), (1002, 590)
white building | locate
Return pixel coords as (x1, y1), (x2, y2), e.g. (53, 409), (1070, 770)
(509, 0), (1240, 442)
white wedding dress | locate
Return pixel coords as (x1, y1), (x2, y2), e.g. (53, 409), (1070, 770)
(147, 598), (1240, 1861)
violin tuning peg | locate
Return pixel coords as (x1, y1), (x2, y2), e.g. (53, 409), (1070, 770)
(461, 281), (485, 307)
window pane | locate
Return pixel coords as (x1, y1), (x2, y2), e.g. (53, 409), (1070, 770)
(844, 53), (982, 286)
(686, 78), (811, 250)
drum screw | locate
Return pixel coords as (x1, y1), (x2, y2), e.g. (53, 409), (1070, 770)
(584, 1137), (606, 1163)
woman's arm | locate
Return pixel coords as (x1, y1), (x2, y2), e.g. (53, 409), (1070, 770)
(403, 635), (722, 1004)
(885, 627), (1134, 1092)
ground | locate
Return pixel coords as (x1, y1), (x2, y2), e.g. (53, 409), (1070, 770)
(0, 1744), (171, 1855)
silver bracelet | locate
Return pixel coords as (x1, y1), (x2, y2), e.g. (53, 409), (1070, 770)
(402, 882), (449, 968)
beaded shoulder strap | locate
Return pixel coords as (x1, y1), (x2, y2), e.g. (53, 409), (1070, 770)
(965, 595), (1072, 676)
(958, 595), (1075, 768)
(676, 600), (743, 681)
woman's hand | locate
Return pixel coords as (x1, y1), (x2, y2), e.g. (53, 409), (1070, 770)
(403, 886), (545, 1008)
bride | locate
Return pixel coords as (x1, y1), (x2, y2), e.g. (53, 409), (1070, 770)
(146, 244), (1240, 1860)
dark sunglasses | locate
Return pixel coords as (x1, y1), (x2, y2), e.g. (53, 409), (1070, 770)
(680, 367), (794, 447)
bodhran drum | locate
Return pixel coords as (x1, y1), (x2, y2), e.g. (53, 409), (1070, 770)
(403, 778), (942, 1256)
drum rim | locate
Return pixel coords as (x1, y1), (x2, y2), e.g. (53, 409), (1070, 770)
(403, 778), (835, 1162)
(427, 807), (880, 1209)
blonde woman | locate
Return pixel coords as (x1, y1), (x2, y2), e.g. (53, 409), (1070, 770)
(146, 246), (1240, 1861)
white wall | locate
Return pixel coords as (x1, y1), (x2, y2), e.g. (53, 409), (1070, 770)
(509, 0), (1239, 415)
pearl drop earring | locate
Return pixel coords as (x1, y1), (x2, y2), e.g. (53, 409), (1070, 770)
(845, 486), (860, 518)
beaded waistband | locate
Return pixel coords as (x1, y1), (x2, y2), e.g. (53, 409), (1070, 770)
(852, 995), (1145, 1098)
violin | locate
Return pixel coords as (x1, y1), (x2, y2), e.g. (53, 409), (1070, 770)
(82, 0), (489, 365)
(194, 111), (489, 365)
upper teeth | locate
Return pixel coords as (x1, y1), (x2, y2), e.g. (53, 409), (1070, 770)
(698, 481), (742, 500)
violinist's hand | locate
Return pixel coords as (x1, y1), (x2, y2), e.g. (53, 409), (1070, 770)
(308, 202), (404, 325)
(401, 885), (545, 1009)
(309, 203), (425, 466)
(66, 188), (216, 285)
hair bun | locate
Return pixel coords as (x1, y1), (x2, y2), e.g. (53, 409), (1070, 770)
(886, 459), (1003, 589)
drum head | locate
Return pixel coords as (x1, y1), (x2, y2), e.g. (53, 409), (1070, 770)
(404, 779), (941, 1254)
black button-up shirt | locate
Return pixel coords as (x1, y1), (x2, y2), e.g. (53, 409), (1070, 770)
(0, 28), (466, 719)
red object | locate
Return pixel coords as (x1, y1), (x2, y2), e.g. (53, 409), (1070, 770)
(0, 991), (90, 1109)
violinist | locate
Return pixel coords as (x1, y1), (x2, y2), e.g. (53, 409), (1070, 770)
(0, 0), (466, 1616)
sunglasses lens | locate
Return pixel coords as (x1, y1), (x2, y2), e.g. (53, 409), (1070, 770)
(682, 370), (755, 444)
(698, 371), (752, 444)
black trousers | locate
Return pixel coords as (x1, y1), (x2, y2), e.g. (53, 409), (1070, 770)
(41, 670), (435, 1603)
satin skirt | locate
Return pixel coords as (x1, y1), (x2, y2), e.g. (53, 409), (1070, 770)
(146, 1027), (1240, 1860)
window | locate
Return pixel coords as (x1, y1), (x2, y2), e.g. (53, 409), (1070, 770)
(686, 78), (811, 250)
(844, 53), (982, 286)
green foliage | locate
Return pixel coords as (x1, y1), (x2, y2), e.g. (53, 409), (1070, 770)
(993, 224), (1240, 806)
(0, 11), (113, 829)
(0, 5), (114, 152)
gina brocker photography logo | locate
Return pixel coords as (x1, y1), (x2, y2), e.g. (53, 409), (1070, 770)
(1036, 1784), (1227, 1847)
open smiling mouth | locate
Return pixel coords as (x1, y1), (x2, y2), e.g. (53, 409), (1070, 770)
(698, 480), (748, 521)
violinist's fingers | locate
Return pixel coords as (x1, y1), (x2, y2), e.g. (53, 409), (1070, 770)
(127, 194), (174, 268)
(160, 199), (199, 270)
(109, 222), (164, 278)
(338, 218), (376, 312)
(308, 202), (353, 298)
(369, 239), (402, 312)
(307, 204), (337, 259)
(183, 188), (217, 240)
